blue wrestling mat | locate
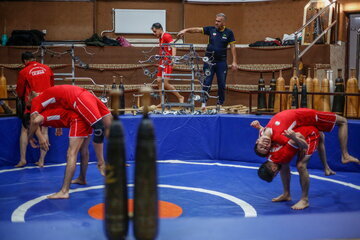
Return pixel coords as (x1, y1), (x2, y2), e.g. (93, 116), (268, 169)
(0, 115), (359, 239)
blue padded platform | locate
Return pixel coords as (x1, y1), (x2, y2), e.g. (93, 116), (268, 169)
(1, 115), (359, 172)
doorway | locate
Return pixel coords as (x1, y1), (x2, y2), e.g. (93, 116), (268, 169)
(347, 13), (360, 84)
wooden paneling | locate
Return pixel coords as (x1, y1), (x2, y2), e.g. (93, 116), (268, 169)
(0, 0), (358, 43)
(0, 1), (94, 41)
(183, 1), (307, 44)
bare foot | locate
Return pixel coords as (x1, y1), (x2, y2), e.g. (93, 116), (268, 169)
(341, 155), (360, 164)
(97, 163), (106, 176)
(272, 194), (291, 202)
(47, 191), (69, 199)
(179, 96), (184, 103)
(291, 199), (309, 210)
(15, 161), (27, 168)
(71, 178), (87, 185)
(324, 167), (336, 176)
(35, 161), (44, 168)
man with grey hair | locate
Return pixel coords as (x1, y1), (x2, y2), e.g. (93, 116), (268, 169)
(177, 13), (238, 109)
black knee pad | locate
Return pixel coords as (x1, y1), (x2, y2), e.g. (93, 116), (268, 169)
(22, 113), (31, 129)
(92, 120), (105, 143)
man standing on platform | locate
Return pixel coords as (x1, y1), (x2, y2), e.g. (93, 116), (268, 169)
(28, 85), (111, 175)
(151, 22), (184, 106)
(177, 13), (238, 109)
(15, 51), (54, 167)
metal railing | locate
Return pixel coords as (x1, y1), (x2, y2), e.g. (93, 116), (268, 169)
(0, 97), (19, 117)
(356, 28), (360, 81)
(294, 0), (338, 74)
(228, 88), (360, 119)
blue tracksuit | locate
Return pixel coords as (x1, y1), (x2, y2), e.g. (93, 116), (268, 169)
(202, 26), (236, 105)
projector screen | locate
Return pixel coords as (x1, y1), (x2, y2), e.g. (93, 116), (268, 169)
(114, 9), (166, 34)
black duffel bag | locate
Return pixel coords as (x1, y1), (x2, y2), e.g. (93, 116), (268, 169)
(7, 30), (45, 46)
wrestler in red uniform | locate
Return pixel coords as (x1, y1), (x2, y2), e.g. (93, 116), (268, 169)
(263, 108), (335, 145)
(39, 107), (92, 137)
(253, 108), (358, 165)
(258, 126), (335, 210)
(29, 85), (111, 178)
(30, 85), (110, 126)
(31, 107), (104, 199)
(267, 126), (320, 164)
(15, 51), (54, 168)
(151, 22), (184, 104)
(156, 31), (174, 77)
(16, 59), (54, 107)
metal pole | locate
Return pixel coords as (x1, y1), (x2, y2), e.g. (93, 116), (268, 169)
(356, 28), (360, 84)
(334, 2), (339, 43)
(71, 45), (75, 85)
(294, 34), (299, 75)
(40, 45), (45, 64)
(191, 60), (195, 112)
(161, 72), (165, 113)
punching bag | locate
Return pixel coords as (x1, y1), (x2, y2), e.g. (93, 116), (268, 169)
(291, 83), (299, 109)
(0, 67), (8, 113)
(268, 71), (276, 112)
(300, 81), (307, 108)
(119, 76), (125, 115)
(257, 72), (267, 113)
(305, 67), (313, 109)
(332, 69), (345, 115)
(328, 70), (334, 107)
(312, 68), (321, 110)
(345, 69), (359, 118)
(104, 89), (129, 240)
(134, 87), (158, 240)
(287, 68), (299, 109)
(110, 76), (117, 112)
(319, 70), (331, 112)
(274, 70), (286, 112)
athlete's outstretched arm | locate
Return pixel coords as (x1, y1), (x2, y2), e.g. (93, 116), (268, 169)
(177, 27), (203, 38)
(250, 120), (264, 131)
(283, 130), (308, 150)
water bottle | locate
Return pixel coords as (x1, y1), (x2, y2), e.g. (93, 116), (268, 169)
(1, 34), (8, 46)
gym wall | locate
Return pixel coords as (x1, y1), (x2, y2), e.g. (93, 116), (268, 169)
(1, 0), (358, 43)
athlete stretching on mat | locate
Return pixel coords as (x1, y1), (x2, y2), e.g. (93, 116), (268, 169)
(28, 85), (112, 175)
(29, 107), (102, 199)
(253, 108), (359, 164)
(251, 119), (335, 176)
(257, 126), (328, 210)
(15, 51), (54, 168)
